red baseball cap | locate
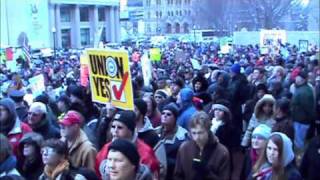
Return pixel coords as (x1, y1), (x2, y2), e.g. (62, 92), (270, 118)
(59, 111), (83, 126)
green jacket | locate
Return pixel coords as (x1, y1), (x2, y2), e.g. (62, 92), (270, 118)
(291, 83), (316, 124)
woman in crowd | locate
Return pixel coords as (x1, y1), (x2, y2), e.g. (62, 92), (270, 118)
(18, 132), (44, 180)
(143, 95), (161, 128)
(250, 132), (301, 180)
(241, 124), (271, 179)
(242, 94), (276, 147)
(0, 134), (20, 177)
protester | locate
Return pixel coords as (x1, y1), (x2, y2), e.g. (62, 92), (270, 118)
(155, 103), (188, 180)
(250, 132), (301, 180)
(0, 134), (21, 177)
(99, 139), (153, 180)
(27, 102), (60, 140)
(59, 110), (97, 171)
(143, 95), (162, 128)
(0, 98), (32, 157)
(95, 110), (160, 178)
(241, 124), (271, 179)
(8, 89), (28, 122)
(174, 111), (230, 180)
(176, 88), (197, 130)
(17, 132), (44, 180)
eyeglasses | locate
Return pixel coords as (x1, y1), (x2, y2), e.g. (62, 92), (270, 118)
(41, 147), (56, 155)
(161, 112), (172, 116)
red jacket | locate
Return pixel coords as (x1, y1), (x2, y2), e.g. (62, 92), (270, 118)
(7, 120), (32, 156)
(96, 138), (160, 178)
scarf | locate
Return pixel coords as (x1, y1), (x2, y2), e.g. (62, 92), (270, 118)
(44, 159), (69, 179)
(210, 118), (224, 134)
(31, 116), (49, 132)
(250, 148), (259, 166)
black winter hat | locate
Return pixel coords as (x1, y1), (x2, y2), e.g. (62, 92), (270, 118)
(69, 85), (85, 100)
(162, 103), (179, 119)
(108, 139), (140, 168)
(134, 99), (148, 116)
(113, 110), (136, 133)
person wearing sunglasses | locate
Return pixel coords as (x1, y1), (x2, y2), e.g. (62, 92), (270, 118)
(155, 103), (188, 180)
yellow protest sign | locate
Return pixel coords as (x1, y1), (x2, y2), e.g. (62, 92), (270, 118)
(86, 49), (134, 110)
(150, 48), (161, 62)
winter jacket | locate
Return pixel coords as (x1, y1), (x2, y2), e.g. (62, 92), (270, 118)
(7, 120), (32, 157)
(241, 95), (276, 147)
(177, 88), (196, 130)
(96, 137), (160, 178)
(291, 83), (316, 124)
(174, 133), (230, 180)
(99, 161), (153, 180)
(0, 155), (20, 177)
(272, 116), (295, 141)
(29, 116), (60, 140)
(138, 117), (160, 148)
(64, 130), (97, 171)
(300, 135), (320, 180)
(155, 125), (188, 180)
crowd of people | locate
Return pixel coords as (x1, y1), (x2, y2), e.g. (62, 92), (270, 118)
(0, 41), (319, 180)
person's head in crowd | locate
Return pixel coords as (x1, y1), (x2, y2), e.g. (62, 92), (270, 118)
(275, 98), (291, 119)
(295, 69), (308, 86)
(27, 102), (47, 126)
(230, 63), (241, 77)
(8, 89), (26, 105)
(57, 94), (71, 114)
(59, 110), (83, 141)
(161, 103), (179, 131)
(192, 74), (209, 93)
(256, 83), (268, 99)
(170, 77), (184, 96)
(188, 111), (211, 149)
(253, 133), (294, 179)
(101, 139), (141, 180)
(68, 85), (86, 104)
(0, 133), (13, 164)
(271, 66), (285, 79)
(208, 85), (227, 102)
(34, 93), (49, 105)
(216, 71), (230, 88)
(19, 132), (43, 161)
(176, 88), (194, 107)
(184, 68), (193, 81)
(252, 68), (265, 82)
(41, 139), (68, 169)
(157, 77), (167, 89)
(0, 98), (18, 135)
(134, 99), (148, 122)
(254, 94), (276, 120)
(142, 95), (158, 118)
(251, 124), (271, 151)
(110, 110), (136, 141)
(210, 103), (232, 134)
(154, 89), (168, 105)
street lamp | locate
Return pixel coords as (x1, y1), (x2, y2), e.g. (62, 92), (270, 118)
(52, 27), (56, 59)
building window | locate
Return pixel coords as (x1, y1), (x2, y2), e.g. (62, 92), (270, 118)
(147, 24), (151, 33)
(98, 8), (105, 21)
(100, 27), (106, 43)
(146, 0), (151, 6)
(80, 7), (89, 22)
(148, 12), (151, 18)
(156, 0), (161, 5)
(166, 23), (172, 33)
(175, 23), (180, 33)
(183, 23), (189, 33)
(61, 29), (71, 48)
(176, 11), (179, 16)
(167, 11), (170, 16)
(60, 6), (71, 22)
(160, 11), (162, 18)
(180, 10), (182, 16)
(80, 28), (90, 46)
(156, 11), (159, 18)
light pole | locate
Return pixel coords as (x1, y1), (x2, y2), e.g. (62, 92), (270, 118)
(193, 25), (196, 43)
(52, 27), (56, 59)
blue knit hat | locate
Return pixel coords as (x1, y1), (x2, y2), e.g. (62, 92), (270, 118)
(252, 124), (271, 139)
(231, 63), (241, 74)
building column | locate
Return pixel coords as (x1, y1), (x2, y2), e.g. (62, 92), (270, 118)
(91, 5), (99, 47)
(104, 7), (111, 42)
(72, 5), (80, 48)
(114, 6), (120, 43)
(49, 4), (55, 49)
(54, 4), (62, 49)
(109, 7), (116, 42)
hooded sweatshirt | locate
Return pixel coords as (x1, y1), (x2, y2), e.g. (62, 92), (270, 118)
(177, 88), (196, 130)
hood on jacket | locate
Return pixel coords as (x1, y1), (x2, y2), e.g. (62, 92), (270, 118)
(19, 132), (44, 150)
(192, 74), (209, 92)
(216, 71), (230, 88)
(0, 98), (17, 122)
(271, 132), (294, 167)
(179, 88), (194, 104)
(212, 104), (232, 121)
(254, 94), (276, 120)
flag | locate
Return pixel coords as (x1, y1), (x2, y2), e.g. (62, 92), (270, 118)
(21, 45), (31, 66)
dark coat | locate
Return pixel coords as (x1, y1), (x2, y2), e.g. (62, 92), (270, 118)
(174, 133), (230, 180)
(272, 116), (295, 141)
(31, 118), (60, 140)
(300, 135), (320, 180)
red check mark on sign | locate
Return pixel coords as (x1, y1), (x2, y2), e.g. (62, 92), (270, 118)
(112, 72), (129, 100)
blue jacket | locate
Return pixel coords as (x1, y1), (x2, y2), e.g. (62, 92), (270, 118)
(177, 88), (196, 130)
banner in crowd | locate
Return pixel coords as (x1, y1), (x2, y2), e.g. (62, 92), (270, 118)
(174, 49), (187, 63)
(86, 49), (134, 110)
(299, 40), (308, 52)
(80, 54), (89, 87)
(141, 54), (152, 86)
(150, 48), (161, 62)
(28, 74), (45, 98)
(191, 58), (201, 70)
(260, 30), (287, 47)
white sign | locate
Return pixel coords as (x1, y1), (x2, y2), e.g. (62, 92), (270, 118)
(28, 74), (45, 98)
(191, 58), (201, 70)
(141, 54), (152, 86)
(260, 30), (287, 47)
